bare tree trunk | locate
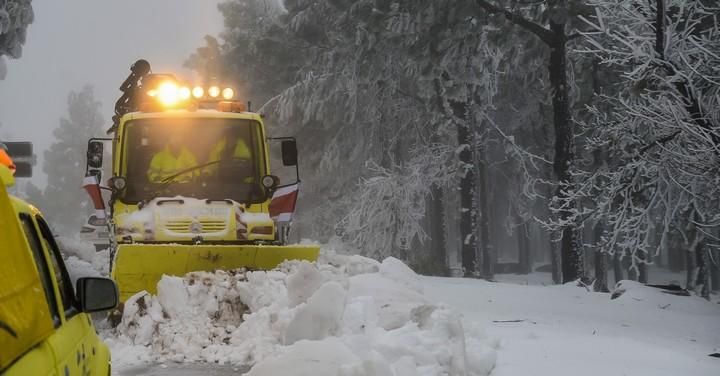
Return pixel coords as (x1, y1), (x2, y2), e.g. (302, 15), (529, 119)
(548, 22), (581, 283)
(669, 230), (685, 272)
(696, 247), (710, 300)
(686, 208), (701, 291)
(626, 254), (638, 281)
(518, 222), (531, 274)
(593, 222), (609, 292)
(477, 145), (493, 279)
(429, 186), (448, 277)
(451, 100), (478, 277)
(711, 248), (720, 292)
(686, 249), (697, 291)
(638, 249), (648, 283)
(613, 251), (624, 285)
(551, 241), (561, 284)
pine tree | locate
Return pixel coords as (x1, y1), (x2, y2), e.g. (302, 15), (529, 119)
(36, 86), (104, 233)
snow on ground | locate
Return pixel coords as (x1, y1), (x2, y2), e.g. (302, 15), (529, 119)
(106, 250), (497, 375)
(423, 276), (720, 376)
(61, 239), (719, 375)
(493, 265), (688, 287)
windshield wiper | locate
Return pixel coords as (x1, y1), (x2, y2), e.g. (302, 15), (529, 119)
(159, 160), (222, 184)
(141, 158), (251, 205)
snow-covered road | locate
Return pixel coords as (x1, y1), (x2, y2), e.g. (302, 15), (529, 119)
(423, 276), (720, 376)
(60, 239), (719, 376)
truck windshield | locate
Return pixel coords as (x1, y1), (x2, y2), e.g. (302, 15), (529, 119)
(120, 117), (266, 204)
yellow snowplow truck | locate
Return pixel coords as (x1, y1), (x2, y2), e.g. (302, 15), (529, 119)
(86, 60), (319, 302)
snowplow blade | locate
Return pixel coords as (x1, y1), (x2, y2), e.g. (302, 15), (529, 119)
(111, 243), (320, 301)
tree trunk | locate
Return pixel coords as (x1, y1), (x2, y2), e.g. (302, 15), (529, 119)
(668, 230), (685, 272)
(451, 100), (478, 277)
(613, 251), (624, 285)
(548, 22), (581, 283)
(429, 185), (448, 277)
(686, 249), (697, 291)
(696, 246), (710, 300)
(477, 145), (493, 279)
(638, 249), (648, 283)
(711, 248), (720, 291)
(518, 222), (531, 274)
(593, 222), (609, 292)
(551, 241), (561, 284)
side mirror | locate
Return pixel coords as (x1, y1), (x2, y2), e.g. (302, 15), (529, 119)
(76, 277), (119, 313)
(86, 140), (104, 169)
(281, 140), (298, 166)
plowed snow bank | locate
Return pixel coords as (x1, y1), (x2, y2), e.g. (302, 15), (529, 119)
(106, 251), (497, 375)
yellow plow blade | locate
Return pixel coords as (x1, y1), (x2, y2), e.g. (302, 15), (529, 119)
(111, 244), (320, 302)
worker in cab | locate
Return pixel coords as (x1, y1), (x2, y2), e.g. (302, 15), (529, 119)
(0, 143), (16, 175)
(205, 134), (254, 181)
(147, 133), (199, 183)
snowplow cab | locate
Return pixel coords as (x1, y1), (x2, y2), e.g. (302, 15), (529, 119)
(90, 61), (319, 301)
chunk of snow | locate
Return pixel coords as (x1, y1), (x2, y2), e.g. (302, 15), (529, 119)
(380, 256), (422, 293)
(156, 276), (189, 319)
(284, 281), (346, 344)
(286, 260), (326, 307)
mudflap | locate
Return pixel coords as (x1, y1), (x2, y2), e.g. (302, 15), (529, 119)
(111, 243), (320, 302)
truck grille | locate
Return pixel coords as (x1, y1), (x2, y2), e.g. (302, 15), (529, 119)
(163, 220), (227, 233)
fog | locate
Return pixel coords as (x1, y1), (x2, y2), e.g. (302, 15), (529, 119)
(0, 0), (223, 186)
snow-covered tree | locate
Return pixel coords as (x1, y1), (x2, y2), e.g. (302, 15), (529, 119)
(266, 0), (509, 275)
(474, 0), (595, 283)
(28, 86), (105, 233)
(0, 0), (34, 79)
(560, 0), (719, 296)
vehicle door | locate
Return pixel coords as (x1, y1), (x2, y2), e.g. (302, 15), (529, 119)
(32, 215), (105, 376)
(0, 178), (56, 373)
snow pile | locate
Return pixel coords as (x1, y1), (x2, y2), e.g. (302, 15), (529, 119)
(108, 251), (497, 375)
(58, 236), (110, 285)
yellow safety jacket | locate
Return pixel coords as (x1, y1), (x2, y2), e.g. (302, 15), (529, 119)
(147, 146), (199, 183)
(204, 138), (251, 176)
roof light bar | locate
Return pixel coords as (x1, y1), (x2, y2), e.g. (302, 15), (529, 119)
(144, 80), (239, 108)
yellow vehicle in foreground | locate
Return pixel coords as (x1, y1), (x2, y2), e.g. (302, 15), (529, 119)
(85, 60), (319, 301)
(0, 153), (119, 375)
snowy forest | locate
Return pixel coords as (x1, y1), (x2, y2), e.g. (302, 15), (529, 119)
(2, 1), (719, 375)
(183, 0), (720, 295)
(2, 0), (720, 292)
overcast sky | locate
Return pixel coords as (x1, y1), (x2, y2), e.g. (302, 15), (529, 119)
(0, 0), (224, 185)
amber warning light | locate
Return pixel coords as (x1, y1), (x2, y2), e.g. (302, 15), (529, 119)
(145, 79), (236, 108)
